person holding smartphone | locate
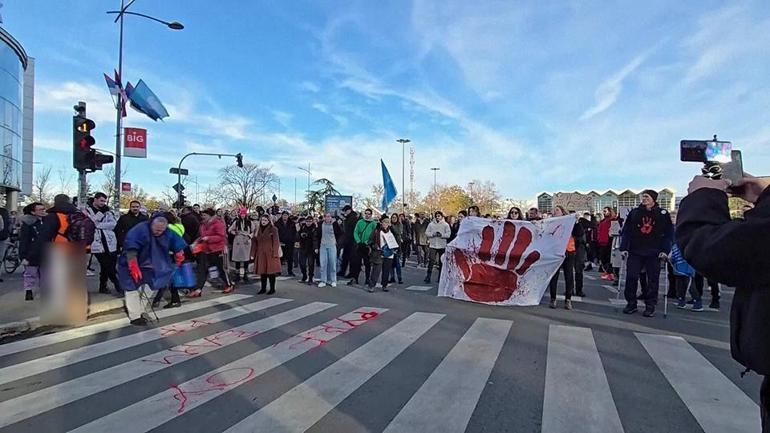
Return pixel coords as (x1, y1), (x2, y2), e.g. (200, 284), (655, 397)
(677, 174), (770, 432)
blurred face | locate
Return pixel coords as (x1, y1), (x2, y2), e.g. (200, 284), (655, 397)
(305, 218), (314, 226)
(381, 219), (391, 229)
(391, 214), (398, 224)
(324, 213), (332, 223)
(260, 216), (270, 226)
(201, 213), (211, 223)
(193, 205), (200, 213)
(94, 196), (107, 207)
(364, 210), (373, 220)
(151, 219), (168, 237)
(469, 208), (479, 217)
(553, 207), (565, 217)
(33, 205), (46, 217)
(528, 209), (539, 219)
(216, 209), (224, 217)
(641, 194), (654, 207)
(457, 214), (464, 222)
(435, 213), (443, 222)
(603, 208), (611, 218)
(282, 213), (289, 221)
(509, 208), (521, 219)
(130, 202), (140, 214)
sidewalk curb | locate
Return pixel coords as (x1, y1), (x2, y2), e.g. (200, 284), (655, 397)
(0, 298), (125, 337)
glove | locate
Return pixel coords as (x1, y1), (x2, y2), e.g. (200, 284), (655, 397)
(175, 251), (185, 265)
(128, 258), (143, 283)
(658, 252), (669, 261)
(621, 251), (628, 259)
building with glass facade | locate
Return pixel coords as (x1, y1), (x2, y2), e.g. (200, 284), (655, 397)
(0, 26), (31, 209)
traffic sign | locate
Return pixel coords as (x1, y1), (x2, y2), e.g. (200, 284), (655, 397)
(121, 182), (131, 193)
(272, 194), (278, 203)
(173, 183), (185, 193)
(169, 167), (189, 176)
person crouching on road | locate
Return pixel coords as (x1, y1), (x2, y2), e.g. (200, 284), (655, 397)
(189, 208), (233, 298)
(620, 190), (673, 317)
(117, 215), (186, 326)
(251, 214), (282, 295)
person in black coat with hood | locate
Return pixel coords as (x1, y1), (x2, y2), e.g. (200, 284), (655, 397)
(18, 202), (46, 300)
(338, 205), (359, 277)
(676, 174), (770, 432)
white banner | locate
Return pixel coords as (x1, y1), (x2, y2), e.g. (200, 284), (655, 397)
(438, 215), (576, 306)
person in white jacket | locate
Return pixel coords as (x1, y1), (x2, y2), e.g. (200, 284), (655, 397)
(87, 192), (121, 295)
(424, 211), (451, 283)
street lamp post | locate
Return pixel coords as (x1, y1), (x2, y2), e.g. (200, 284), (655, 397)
(106, 0), (183, 209)
(397, 138), (410, 211)
(430, 167), (440, 212)
(297, 164), (312, 210)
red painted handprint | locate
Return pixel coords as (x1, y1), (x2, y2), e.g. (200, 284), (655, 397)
(639, 216), (654, 234)
(453, 222), (541, 302)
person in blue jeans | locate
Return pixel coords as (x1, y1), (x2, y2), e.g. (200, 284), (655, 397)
(620, 190), (674, 317)
(315, 212), (343, 287)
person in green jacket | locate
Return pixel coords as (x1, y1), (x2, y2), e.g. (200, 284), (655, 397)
(348, 208), (377, 286)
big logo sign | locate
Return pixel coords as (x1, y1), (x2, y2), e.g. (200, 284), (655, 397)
(439, 215), (575, 306)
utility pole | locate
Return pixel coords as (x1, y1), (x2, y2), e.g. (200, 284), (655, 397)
(430, 167), (440, 212)
(397, 138), (410, 211)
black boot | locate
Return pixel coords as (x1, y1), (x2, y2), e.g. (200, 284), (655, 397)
(25, 290), (34, 301)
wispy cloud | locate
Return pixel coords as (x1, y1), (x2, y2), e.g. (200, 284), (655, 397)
(579, 50), (652, 121)
(300, 81), (321, 93)
(272, 110), (293, 128)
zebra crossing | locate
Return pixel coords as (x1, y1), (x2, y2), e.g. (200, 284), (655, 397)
(0, 295), (761, 433)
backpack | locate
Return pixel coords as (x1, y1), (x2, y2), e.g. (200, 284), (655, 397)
(58, 211), (96, 245)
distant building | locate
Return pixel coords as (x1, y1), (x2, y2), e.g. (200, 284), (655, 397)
(0, 26), (33, 209)
(536, 189), (676, 214)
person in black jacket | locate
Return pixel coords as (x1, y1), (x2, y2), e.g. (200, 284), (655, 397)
(338, 205), (358, 277)
(275, 211), (297, 276)
(115, 200), (148, 251)
(676, 174), (770, 432)
(19, 202), (46, 301)
(297, 217), (317, 284)
(619, 190), (674, 317)
(179, 206), (200, 244)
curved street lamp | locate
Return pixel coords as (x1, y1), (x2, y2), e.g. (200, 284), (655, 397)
(105, 0), (183, 209)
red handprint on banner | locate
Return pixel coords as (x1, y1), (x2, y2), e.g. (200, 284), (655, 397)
(453, 222), (541, 302)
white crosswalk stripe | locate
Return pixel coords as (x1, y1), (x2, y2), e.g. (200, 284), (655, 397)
(0, 294), (253, 358)
(0, 297), (292, 387)
(0, 296), (758, 433)
(0, 302), (335, 429)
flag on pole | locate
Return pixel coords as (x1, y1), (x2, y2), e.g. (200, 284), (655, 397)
(125, 79), (170, 121)
(103, 73), (120, 96)
(380, 159), (398, 212)
(104, 71), (127, 117)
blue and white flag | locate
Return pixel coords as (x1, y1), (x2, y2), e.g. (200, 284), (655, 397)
(125, 79), (169, 121)
(380, 159), (398, 212)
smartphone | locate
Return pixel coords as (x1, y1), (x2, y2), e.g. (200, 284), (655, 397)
(680, 140), (732, 163)
(720, 150), (744, 185)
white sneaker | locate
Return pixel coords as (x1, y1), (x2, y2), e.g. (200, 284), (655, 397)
(318, 282), (327, 288)
(86, 270), (96, 277)
(375, 283), (383, 289)
(331, 282), (337, 287)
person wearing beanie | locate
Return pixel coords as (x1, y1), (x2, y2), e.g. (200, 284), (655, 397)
(619, 190), (674, 317)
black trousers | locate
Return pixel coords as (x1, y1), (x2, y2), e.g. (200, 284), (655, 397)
(401, 240), (411, 267)
(95, 252), (120, 291)
(550, 252), (575, 300)
(260, 274), (276, 292)
(194, 252), (231, 291)
(624, 254), (660, 307)
(573, 251), (584, 294)
(299, 249), (315, 280)
(351, 244), (371, 283)
(282, 244), (295, 274)
(693, 273), (720, 301)
(599, 244), (612, 273)
(762, 376), (769, 433)
(426, 248), (445, 280)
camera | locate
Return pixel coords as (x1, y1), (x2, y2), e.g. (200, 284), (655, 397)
(680, 137), (744, 185)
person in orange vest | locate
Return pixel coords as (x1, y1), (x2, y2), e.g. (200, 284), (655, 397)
(548, 206), (581, 310)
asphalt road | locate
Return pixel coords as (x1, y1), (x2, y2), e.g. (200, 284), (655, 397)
(0, 259), (761, 433)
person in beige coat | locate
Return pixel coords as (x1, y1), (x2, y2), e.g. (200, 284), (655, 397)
(251, 214), (282, 294)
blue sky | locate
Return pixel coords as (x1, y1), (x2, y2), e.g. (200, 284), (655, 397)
(5, 0), (770, 203)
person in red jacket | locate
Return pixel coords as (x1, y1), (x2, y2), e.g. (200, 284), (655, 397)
(597, 207), (617, 280)
(188, 208), (233, 297)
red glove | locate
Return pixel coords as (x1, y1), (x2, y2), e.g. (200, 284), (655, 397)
(128, 259), (143, 283)
(174, 251), (185, 265)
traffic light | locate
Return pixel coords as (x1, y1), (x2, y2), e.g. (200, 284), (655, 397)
(72, 102), (113, 172)
(73, 103), (96, 171)
(174, 193), (187, 209)
(236, 153), (243, 168)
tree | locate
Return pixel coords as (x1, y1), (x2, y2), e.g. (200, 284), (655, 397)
(305, 178), (341, 213)
(99, 165), (128, 205)
(422, 184), (472, 215)
(362, 184), (384, 213)
(31, 166), (53, 206)
(218, 163), (278, 209)
(56, 168), (76, 198)
(467, 180), (502, 214)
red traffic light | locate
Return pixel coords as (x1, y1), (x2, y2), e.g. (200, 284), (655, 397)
(79, 135), (95, 150)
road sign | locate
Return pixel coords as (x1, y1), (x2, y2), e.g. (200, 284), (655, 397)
(121, 182), (131, 193)
(272, 194), (278, 203)
(324, 195), (353, 217)
(169, 168), (189, 176)
(173, 183), (185, 193)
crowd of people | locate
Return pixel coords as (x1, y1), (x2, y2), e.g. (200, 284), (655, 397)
(3, 188), (724, 325)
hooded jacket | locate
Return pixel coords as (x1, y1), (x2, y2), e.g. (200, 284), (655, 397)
(18, 214), (44, 266)
(619, 204), (673, 256)
(198, 216), (227, 254)
(115, 211), (148, 249)
(342, 211), (359, 246)
(676, 187), (770, 375)
(87, 204), (118, 254)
